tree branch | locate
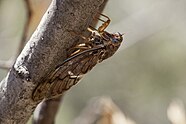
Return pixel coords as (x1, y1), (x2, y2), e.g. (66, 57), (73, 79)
(0, 0), (104, 123)
(32, 0), (108, 123)
(33, 96), (63, 124)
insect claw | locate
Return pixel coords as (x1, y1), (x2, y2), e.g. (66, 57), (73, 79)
(95, 17), (106, 23)
(98, 13), (110, 20)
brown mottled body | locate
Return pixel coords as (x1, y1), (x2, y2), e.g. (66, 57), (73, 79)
(32, 14), (123, 101)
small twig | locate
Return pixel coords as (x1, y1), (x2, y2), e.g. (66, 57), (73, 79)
(33, 97), (63, 124)
(0, 0), (32, 70)
(20, 0), (32, 50)
(17, 0), (32, 55)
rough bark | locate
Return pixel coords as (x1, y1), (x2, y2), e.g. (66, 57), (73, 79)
(0, 0), (104, 123)
(32, 0), (108, 123)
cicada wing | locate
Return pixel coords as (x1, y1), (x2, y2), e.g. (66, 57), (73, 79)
(46, 51), (100, 99)
(32, 46), (104, 101)
(32, 81), (51, 101)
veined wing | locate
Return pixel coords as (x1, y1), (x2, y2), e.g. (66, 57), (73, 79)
(32, 46), (105, 101)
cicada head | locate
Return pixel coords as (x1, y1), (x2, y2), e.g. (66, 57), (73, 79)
(111, 32), (123, 45)
(95, 31), (123, 62)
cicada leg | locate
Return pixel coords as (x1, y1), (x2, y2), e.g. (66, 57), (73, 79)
(68, 13), (111, 54)
(95, 13), (111, 34)
(87, 13), (111, 34)
(68, 30), (95, 56)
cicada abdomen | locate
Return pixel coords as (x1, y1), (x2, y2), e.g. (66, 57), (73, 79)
(32, 13), (123, 101)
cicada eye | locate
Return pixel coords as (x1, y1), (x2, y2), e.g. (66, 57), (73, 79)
(111, 32), (123, 43)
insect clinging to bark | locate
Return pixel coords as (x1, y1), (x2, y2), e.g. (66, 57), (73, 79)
(32, 13), (124, 101)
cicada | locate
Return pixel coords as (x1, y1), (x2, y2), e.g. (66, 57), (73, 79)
(32, 13), (123, 101)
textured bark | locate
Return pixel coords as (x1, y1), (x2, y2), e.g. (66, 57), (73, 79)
(0, 0), (104, 123)
(32, 0), (108, 124)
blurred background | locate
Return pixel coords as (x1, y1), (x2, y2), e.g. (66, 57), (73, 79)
(1, 0), (186, 124)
